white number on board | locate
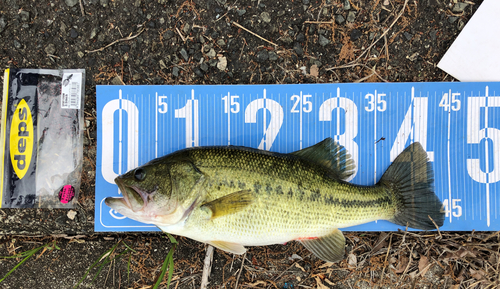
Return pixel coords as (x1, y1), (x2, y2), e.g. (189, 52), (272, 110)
(222, 94), (240, 113)
(318, 90), (358, 181)
(291, 93), (312, 113)
(245, 94), (284, 150)
(442, 199), (463, 218)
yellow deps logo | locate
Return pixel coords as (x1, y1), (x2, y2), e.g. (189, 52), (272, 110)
(9, 99), (34, 179)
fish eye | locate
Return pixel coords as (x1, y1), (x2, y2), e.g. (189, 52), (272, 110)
(134, 168), (146, 181)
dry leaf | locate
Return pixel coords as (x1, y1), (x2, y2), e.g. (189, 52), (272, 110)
(409, 271), (417, 279)
(310, 65), (319, 77)
(315, 277), (329, 289)
(394, 256), (408, 274)
(324, 278), (335, 286)
(418, 256), (429, 274)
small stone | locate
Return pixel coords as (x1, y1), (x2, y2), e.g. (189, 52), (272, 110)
(194, 68), (204, 77)
(0, 17), (5, 33)
(13, 40), (21, 49)
(343, 0), (351, 10)
(335, 15), (345, 25)
(19, 11), (30, 22)
(183, 23), (191, 34)
(217, 56), (227, 70)
(237, 9), (246, 16)
(281, 35), (293, 44)
(206, 48), (216, 58)
(70, 28), (79, 38)
(217, 39), (226, 46)
(148, 21), (155, 28)
(403, 32), (412, 41)
(100, 0), (108, 7)
(133, 74), (141, 81)
(347, 11), (356, 22)
(322, 7), (328, 16)
(164, 30), (175, 40)
(452, 2), (468, 13)
(180, 48), (189, 61)
(319, 35), (330, 47)
(45, 43), (56, 55)
(67, 210), (77, 220)
(90, 28), (98, 39)
(448, 16), (458, 24)
(256, 50), (269, 63)
(277, 10), (285, 17)
(260, 12), (271, 23)
(60, 22), (67, 34)
(269, 51), (278, 61)
(293, 43), (303, 56)
(369, 32), (375, 40)
(159, 60), (167, 69)
(209, 59), (218, 67)
(172, 67), (180, 77)
(65, 0), (79, 7)
(77, 51), (84, 58)
(159, 18), (165, 24)
(200, 62), (209, 71)
(111, 76), (124, 85)
(120, 44), (130, 52)
(430, 30), (437, 41)
(303, 0), (310, 4)
(458, 19), (465, 31)
(296, 33), (305, 43)
(350, 29), (362, 41)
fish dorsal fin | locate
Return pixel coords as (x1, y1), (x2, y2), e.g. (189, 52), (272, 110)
(291, 138), (355, 180)
(200, 190), (253, 219)
(298, 229), (346, 263)
(208, 241), (247, 255)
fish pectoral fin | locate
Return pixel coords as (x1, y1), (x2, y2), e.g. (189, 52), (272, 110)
(298, 229), (345, 263)
(200, 190), (253, 219)
(291, 138), (355, 181)
(208, 241), (247, 255)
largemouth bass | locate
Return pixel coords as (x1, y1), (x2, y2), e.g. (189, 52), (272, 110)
(105, 138), (444, 262)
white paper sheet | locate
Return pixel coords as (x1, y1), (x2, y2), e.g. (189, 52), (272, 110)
(438, 0), (500, 82)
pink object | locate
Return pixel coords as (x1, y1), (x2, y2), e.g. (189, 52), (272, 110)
(59, 185), (75, 204)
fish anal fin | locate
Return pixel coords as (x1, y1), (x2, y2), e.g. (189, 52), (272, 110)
(291, 138), (355, 181)
(298, 229), (345, 263)
(200, 190), (253, 219)
(208, 241), (247, 255)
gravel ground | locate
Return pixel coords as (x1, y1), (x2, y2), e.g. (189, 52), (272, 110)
(0, 0), (490, 288)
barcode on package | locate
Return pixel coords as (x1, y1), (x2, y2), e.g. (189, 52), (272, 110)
(61, 72), (82, 109)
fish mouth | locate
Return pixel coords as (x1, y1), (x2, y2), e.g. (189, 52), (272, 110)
(106, 179), (147, 212)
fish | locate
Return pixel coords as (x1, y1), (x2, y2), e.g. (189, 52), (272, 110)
(105, 138), (444, 262)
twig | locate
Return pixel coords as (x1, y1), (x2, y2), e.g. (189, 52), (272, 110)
(85, 26), (145, 53)
(232, 22), (277, 47)
(175, 27), (187, 42)
(200, 245), (214, 289)
(304, 20), (334, 24)
(79, 0), (85, 16)
(234, 252), (246, 289)
(428, 215), (443, 239)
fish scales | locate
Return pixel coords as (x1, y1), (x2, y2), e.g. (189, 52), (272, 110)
(178, 146), (397, 245)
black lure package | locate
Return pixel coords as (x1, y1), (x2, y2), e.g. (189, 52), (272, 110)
(0, 69), (85, 208)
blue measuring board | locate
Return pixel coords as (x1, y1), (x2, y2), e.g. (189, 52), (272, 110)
(95, 83), (500, 232)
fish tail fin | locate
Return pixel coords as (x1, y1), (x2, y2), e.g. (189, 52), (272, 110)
(380, 142), (444, 230)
